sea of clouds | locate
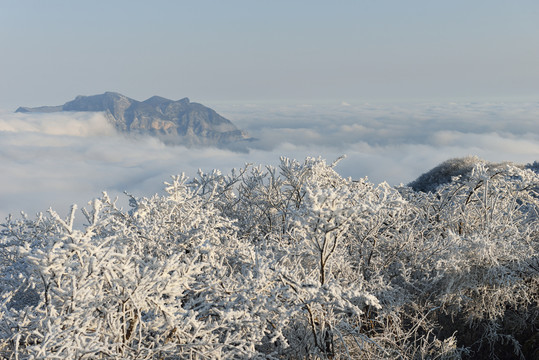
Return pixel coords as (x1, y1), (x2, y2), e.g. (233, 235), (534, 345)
(1, 101), (539, 220)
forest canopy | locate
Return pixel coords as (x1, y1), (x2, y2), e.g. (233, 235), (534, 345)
(0, 156), (538, 359)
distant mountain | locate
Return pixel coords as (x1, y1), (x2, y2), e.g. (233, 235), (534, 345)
(16, 92), (251, 147)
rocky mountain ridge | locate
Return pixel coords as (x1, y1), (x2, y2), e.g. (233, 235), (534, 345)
(16, 92), (250, 146)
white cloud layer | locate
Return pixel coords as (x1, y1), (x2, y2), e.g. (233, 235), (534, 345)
(1, 101), (538, 219)
(0, 111), (116, 137)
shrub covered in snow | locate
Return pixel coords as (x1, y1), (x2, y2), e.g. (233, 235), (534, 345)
(0, 156), (538, 359)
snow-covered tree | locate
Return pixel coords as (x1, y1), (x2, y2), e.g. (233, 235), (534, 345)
(0, 156), (537, 359)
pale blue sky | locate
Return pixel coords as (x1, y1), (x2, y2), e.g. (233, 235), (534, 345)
(1, 0), (538, 108)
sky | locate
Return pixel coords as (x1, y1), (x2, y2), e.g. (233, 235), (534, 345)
(1, 0), (538, 108)
(1, 1), (539, 219)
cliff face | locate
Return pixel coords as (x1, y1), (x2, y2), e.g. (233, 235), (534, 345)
(16, 92), (250, 146)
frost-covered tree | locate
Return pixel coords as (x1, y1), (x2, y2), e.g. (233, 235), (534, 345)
(0, 156), (538, 359)
(414, 163), (539, 359)
(0, 180), (269, 358)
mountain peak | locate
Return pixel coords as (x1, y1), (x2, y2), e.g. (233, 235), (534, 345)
(16, 92), (250, 147)
(143, 95), (170, 104)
